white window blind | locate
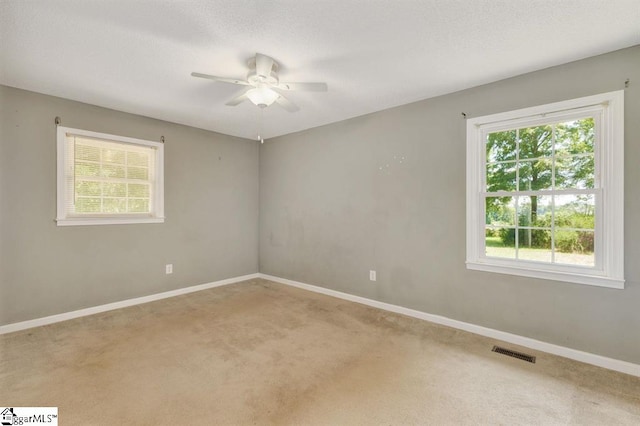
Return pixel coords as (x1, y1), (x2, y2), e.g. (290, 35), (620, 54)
(57, 126), (164, 226)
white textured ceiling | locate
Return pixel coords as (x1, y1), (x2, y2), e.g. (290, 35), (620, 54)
(1, 1), (639, 140)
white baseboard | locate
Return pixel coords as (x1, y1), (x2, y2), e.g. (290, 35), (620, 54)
(3, 271), (637, 378)
(0, 273), (260, 335)
(259, 273), (640, 378)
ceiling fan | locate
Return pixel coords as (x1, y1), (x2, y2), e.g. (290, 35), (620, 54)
(191, 53), (328, 112)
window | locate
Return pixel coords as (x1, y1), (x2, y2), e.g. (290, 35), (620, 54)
(466, 91), (624, 288)
(56, 126), (164, 226)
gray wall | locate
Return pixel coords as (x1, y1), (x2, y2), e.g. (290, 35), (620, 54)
(0, 86), (259, 324)
(2, 47), (639, 364)
(259, 46), (640, 364)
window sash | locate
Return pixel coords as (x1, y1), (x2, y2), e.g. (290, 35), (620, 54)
(480, 191), (601, 269)
(481, 114), (601, 270)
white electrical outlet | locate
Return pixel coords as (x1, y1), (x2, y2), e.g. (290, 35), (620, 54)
(165, 264), (173, 274)
(369, 270), (376, 281)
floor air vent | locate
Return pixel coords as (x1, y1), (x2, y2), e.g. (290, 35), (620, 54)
(492, 345), (536, 363)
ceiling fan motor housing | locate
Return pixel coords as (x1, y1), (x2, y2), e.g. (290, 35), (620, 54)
(247, 57), (279, 86)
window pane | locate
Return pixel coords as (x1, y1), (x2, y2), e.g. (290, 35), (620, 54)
(76, 197), (101, 213)
(129, 199), (149, 213)
(486, 130), (517, 163)
(76, 181), (101, 197)
(485, 228), (516, 259)
(103, 198), (127, 213)
(486, 161), (516, 192)
(127, 166), (149, 180)
(128, 183), (149, 198)
(532, 158), (553, 190)
(555, 118), (595, 156)
(517, 160), (532, 191)
(103, 182), (127, 197)
(555, 154), (594, 189)
(128, 151), (150, 167)
(76, 162), (100, 177)
(102, 148), (125, 164)
(554, 230), (595, 266)
(517, 159), (552, 191)
(518, 125), (553, 160)
(520, 159), (553, 191)
(517, 195), (551, 227)
(517, 228), (552, 263)
(75, 143), (100, 161)
(554, 194), (595, 229)
(102, 164), (126, 178)
(486, 197), (515, 226)
(487, 130), (517, 163)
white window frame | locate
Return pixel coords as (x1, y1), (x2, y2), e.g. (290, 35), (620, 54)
(56, 126), (165, 226)
(466, 91), (624, 289)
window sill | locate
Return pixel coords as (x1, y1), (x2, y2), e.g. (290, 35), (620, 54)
(466, 260), (624, 289)
(56, 217), (165, 226)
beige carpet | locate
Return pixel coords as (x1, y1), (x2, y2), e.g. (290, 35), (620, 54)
(1, 278), (638, 425)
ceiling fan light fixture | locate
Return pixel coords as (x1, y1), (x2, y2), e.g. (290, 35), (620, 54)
(192, 53), (325, 112)
(246, 87), (279, 107)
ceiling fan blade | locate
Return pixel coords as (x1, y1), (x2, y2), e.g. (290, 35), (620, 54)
(274, 94), (300, 112)
(191, 72), (250, 86)
(225, 91), (249, 106)
(276, 82), (328, 92)
(255, 53), (274, 78)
